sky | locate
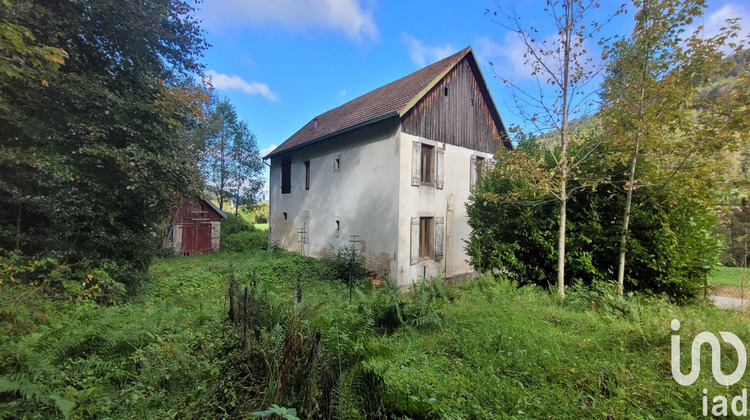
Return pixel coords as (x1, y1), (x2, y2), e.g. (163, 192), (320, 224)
(195, 0), (750, 195)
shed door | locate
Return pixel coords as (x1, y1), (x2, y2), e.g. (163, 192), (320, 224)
(182, 224), (213, 255)
(196, 224), (212, 254)
(182, 225), (197, 255)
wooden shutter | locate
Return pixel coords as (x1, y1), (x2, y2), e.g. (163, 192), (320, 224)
(435, 217), (444, 261)
(469, 155), (477, 189)
(410, 217), (419, 265)
(412, 142), (421, 186)
(435, 147), (444, 189)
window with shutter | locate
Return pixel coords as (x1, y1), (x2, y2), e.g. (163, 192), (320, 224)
(411, 142), (421, 186)
(434, 217), (444, 260)
(435, 147), (444, 189)
(410, 217), (419, 265)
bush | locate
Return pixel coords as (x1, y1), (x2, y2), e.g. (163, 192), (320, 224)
(221, 211), (256, 237)
(321, 245), (368, 284)
(223, 230), (267, 252)
(466, 144), (721, 301)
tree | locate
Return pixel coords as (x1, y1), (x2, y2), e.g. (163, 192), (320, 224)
(600, 0), (744, 294)
(200, 96), (263, 222)
(488, 0), (619, 297)
(228, 119), (264, 232)
(0, 0), (207, 286)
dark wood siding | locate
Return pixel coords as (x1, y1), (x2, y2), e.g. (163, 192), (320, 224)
(402, 58), (503, 154)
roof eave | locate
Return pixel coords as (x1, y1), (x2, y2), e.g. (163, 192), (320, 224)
(264, 111), (400, 159)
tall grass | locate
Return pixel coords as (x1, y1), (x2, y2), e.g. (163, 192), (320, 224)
(2, 250), (749, 418)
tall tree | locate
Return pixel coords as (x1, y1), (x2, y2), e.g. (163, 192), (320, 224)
(203, 98), (238, 211)
(600, 0), (743, 294)
(228, 120), (264, 232)
(0, 0), (207, 284)
(489, 0), (618, 297)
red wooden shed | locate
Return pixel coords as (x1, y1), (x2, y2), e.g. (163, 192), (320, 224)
(166, 197), (227, 256)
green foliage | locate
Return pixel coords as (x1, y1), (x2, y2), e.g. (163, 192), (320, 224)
(250, 404), (299, 420)
(222, 230), (267, 252)
(321, 245), (368, 284)
(467, 150), (721, 300)
(0, 0), (208, 289)
(3, 250), (748, 419)
(221, 209), (255, 237)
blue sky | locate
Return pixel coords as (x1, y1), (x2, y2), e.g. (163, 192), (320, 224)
(196, 0), (749, 194)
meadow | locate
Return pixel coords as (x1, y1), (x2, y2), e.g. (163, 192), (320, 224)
(2, 250), (749, 419)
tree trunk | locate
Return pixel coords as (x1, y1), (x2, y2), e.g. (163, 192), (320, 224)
(557, 0), (572, 299)
(616, 41), (650, 295)
(233, 183), (241, 233)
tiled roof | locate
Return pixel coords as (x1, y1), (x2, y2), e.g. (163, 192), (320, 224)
(266, 46), (495, 158)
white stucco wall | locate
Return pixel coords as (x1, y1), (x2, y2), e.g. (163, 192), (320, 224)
(269, 122), (495, 286)
(268, 120), (402, 276)
(395, 132), (494, 285)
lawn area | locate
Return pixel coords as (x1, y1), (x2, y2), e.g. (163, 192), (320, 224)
(710, 265), (750, 287)
(2, 250), (750, 418)
(254, 223), (268, 231)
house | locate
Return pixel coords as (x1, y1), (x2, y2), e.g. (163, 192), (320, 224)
(265, 46), (511, 285)
(165, 197), (227, 256)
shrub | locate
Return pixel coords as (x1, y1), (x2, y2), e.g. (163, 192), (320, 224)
(321, 245), (368, 284)
(223, 230), (268, 252)
(221, 211), (256, 237)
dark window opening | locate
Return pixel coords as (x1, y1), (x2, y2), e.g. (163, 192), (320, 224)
(281, 156), (292, 194)
(335, 220), (340, 231)
(304, 160), (310, 190)
(419, 217), (433, 259)
(334, 156), (341, 172)
(421, 144), (434, 185)
(283, 212), (288, 220)
(444, 87), (448, 96)
(470, 98), (474, 107)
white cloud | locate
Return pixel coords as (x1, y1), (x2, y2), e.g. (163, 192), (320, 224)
(206, 70), (278, 101)
(474, 34), (532, 80)
(706, 4), (750, 35)
(201, 0), (377, 42)
(401, 33), (456, 67)
(339, 89), (347, 96)
(260, 144), (278, 158)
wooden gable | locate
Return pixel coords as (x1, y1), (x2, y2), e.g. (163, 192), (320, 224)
(401, 56), (505, 154)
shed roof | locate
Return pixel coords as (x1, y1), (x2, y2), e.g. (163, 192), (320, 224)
(265, 46), (509, 159)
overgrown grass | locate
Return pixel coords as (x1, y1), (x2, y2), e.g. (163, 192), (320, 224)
(2, 250), (750, 418)
(254, 223), (268, 231)
(710, 265), (750, 287)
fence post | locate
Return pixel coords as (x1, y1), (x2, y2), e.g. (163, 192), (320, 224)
(295, 271), (302, 307)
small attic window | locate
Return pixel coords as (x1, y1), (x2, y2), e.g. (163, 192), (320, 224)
(314, 118), (318, 129)
(471, 98), (474, 107)
(333, 155), (341, 172)
(283, 212), (288, 220)
(444, 87), (448, 96)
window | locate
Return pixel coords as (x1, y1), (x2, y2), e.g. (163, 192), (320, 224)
(304, 160), (310, 190)
(282, 212), (288, 220)
(419, 217), (433, 259)
(281, 156), (291, 194)
(421, 144), (434, 185)
(444, 87), (448, 96)
(333, 155), (341, 172)
(475, 156), (485, 184)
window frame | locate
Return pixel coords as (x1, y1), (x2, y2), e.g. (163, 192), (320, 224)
(304, 160), (310, 190)
(419, 217), (433, 259)
(475, 156), (485, 185)
(281, 156), (292, 194)
(420, 144), (434, 186)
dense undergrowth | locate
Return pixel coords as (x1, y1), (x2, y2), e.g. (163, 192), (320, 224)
(2, 249), (749, 419)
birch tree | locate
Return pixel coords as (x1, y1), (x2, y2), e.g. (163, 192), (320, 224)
(489, 0), (619, 297)
(600, 0), (744, 294)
